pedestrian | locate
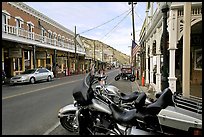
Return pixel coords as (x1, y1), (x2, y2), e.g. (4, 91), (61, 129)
(98, 68), (106, 86)
(55, 64), (59, 78)
(2, 70), (6, 84)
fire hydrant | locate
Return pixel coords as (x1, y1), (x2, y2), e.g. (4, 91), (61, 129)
(142, 71), (145, 86)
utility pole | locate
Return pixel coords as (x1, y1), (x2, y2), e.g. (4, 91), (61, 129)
(74, 26), (77, 74)
(93, 40), (96, 65)
(128, 2), (137, 67)
(160, 3), (169, 91)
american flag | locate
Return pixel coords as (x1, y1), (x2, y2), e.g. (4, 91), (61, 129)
(132, 40), (140, 57)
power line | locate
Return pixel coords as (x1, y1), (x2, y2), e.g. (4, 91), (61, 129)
(134, 10), (144, 23)
(78, 8), (131, 35)
(100, 10), (131, 41)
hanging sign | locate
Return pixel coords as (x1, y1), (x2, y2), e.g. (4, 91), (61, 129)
(36, 52), (46, 59)
(9, 48), (22, 58)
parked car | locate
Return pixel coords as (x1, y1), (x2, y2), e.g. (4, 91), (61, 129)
(10, 68), (54, 85)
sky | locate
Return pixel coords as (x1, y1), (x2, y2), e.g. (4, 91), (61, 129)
(24, 2), (157, 56)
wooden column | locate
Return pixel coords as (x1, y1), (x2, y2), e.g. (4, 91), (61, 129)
(182, 2), (191, 97)
(168, 9), (178, 93)
(22, 49), (25, 71)
(145, 41), (149, 85)
(156, 27), (162, 92)
(149, 37), (154, 83)
(2, 48), (4, 70)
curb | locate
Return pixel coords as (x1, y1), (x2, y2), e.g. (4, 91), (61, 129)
(132, 79), (148, 93)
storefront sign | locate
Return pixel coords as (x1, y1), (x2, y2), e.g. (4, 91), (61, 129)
(36, 52), (46, 59)
(9, 48), (22, 58)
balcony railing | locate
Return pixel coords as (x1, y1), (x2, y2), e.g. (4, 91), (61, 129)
(2, 24), (85, 53)
(178, 7), (202, 17)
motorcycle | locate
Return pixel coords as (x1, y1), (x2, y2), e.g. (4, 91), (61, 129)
(115, 72), (135, 82)
(58, 66), (202, 135)
(94, 74), (151, 109)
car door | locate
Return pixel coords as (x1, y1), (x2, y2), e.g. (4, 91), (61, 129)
(38, 68), (46, 81)
(34, 69), (41, 81)
(41, 68), (49, 80)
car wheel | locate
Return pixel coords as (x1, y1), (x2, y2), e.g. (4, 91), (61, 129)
(30, 77), (35, 84)
(47, 75), (51, 82)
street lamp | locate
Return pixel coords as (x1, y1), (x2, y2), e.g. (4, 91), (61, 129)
(160, 2), (171, 91)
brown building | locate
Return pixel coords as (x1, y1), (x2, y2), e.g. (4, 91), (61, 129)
(2, 2), (86, 77)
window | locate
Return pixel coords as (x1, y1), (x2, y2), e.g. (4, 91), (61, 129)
(39, 68), (48, 73)
(15, 16), (24, 28)
(41, 28), (45, 42)
(27, 21), (34, 39)
(194, 49), (202, 70)
(15, 16), (24, 36)
(47, 30), (52, 44)
(53, 32), (57, 45)
(2, 10), (10, 32)
(16, 19), (20, 28)
(58, 35), (61, 46)
(61, 36), (65, 46)
(2, 14), (6, 32)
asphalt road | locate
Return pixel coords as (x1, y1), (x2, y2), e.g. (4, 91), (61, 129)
(2, 68), (131, 135)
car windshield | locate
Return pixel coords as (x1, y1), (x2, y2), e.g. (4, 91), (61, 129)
(21, 69), (36, 74)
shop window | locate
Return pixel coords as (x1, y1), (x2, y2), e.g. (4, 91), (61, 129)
(14, 58), (22, 71)
(194, 49), (202, 70)
(46, 58), (51, 64)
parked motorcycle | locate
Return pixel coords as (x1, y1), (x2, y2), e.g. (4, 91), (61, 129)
(115, 73), (135, 82)
(59, 77), (202, 135)
(94, 74), (150, 109)
(58, 65), (202, 135)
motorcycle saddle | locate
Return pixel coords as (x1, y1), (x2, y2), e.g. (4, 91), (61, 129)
(120, 91), (140, 102)
(145, 88), (174, 115)
(109, 103), (138, 126)
(134, 89), (173, 123)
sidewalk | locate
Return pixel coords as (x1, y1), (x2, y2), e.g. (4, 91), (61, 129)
(132, 78), (148, 94)
(111, 77), (149, 95)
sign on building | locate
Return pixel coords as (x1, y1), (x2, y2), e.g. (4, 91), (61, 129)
(9, 48), (22, 58)
(36, 52), (46, 59)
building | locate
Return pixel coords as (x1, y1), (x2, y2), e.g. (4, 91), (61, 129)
(139, 2), (202, 98)
(2, 2), (86, 78)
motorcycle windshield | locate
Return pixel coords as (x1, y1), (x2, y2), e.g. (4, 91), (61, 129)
(72, 72), (94, 106)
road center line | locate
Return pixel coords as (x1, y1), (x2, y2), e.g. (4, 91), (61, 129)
(2, 79), (83, 100)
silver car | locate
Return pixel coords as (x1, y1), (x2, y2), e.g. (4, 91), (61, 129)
(10, 68), (54, 85)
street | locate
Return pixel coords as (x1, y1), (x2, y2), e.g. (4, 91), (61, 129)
(2, 68), (135, 135)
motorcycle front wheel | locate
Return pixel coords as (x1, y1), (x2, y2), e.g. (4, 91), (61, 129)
(60, 111), (78, 133)
(130, 76), (135, 82)
(114, 75), (120, 81)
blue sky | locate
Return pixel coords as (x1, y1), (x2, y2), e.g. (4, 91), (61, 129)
(25, 2), (157, 56)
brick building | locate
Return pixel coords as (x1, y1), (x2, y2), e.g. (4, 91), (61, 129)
(2, 2), (86, 78)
